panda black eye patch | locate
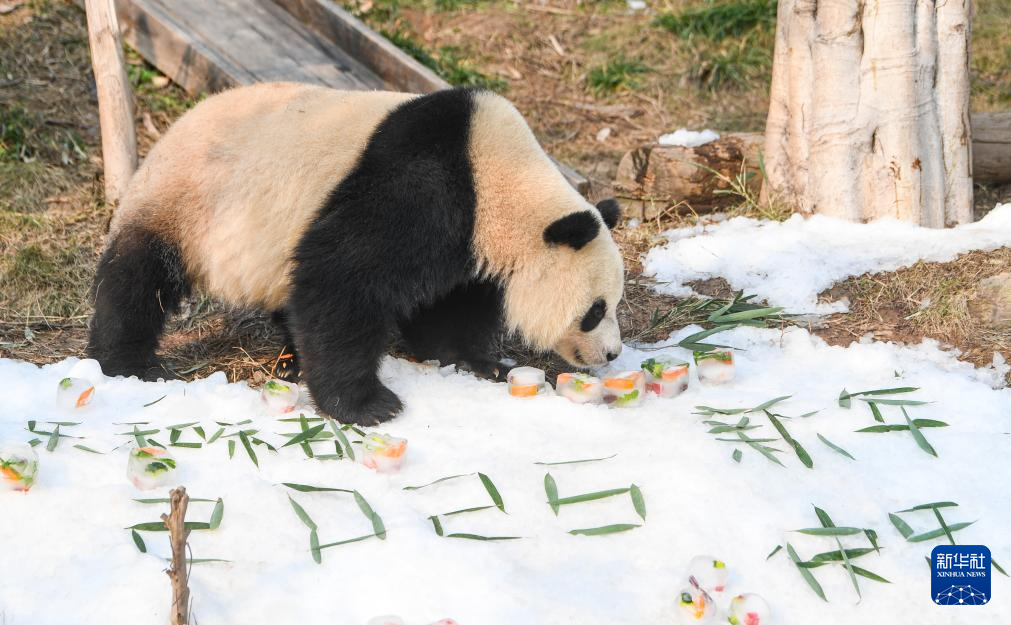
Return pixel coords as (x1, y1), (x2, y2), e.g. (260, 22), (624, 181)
(580, 298), (607, 332)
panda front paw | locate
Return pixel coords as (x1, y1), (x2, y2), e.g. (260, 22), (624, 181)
(326, 384), (404, 426)
(462, 359), (510, 383)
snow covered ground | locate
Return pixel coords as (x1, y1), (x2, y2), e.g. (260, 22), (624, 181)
(2, 323), (1009, 625)
(644, 203), (1011, 313)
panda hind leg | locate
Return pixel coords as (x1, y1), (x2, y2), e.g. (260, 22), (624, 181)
(400, 280), (509, 382)
(87, 228), (189, 380)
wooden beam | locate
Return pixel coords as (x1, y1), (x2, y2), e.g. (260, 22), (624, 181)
(972, 112), (1011, 184)
(84, 0), (138, 204)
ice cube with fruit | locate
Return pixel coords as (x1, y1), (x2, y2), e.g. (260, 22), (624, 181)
(727, 593), (770, 625)
(260, 379), (300, 414)
(0, 443), (39, 492)
(602, 370), (645, 407)
(361, 432), (408, 472)
(556, 372), (603, 404)
(56, 377), (95, 410)
(676, 587), (716, 623)
(127, 446), (177, 491)
(641, 356), (690, 398)
(687, 555), (730, 594)
(693, 349), (735, 384)
(507, 366), (546, 398)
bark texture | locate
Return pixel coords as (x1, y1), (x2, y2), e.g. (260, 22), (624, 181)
(763, 0), (974, 226)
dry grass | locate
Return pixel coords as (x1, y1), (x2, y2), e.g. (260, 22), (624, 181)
(816, 248), (1011, 383)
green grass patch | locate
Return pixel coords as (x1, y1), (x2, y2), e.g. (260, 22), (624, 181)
(656, 0), (777, 41)
(586, 56), (650, 96)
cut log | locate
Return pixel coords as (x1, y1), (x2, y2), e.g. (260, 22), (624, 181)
(615, 115), (1010, 218)
(613, 133), (764, 220)
(972, 112), (1011, 184)
(84, 0), (138, 205)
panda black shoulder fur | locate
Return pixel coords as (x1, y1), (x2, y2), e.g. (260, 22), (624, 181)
(88, 82), (625, 424)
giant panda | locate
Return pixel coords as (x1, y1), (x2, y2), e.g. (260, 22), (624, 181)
(87, 82), (625, 425)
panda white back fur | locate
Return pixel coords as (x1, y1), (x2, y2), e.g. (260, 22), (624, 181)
(90, 82), (624, 424)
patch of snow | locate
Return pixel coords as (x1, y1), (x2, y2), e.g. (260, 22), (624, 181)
(658, 128), (720, 148)
(2, 324), (1009, 624)
(627, 0), (647, 10)
(643, 203), (1011, 313)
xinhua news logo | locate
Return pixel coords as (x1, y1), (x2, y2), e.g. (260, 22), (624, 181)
(931, 545), (991, 606)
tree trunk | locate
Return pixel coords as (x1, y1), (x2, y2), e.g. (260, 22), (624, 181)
(763, 0), (974, 227)
(84, 0), (138, 205)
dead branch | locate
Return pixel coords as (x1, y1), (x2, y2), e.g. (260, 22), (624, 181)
(162, 487), (191, 625)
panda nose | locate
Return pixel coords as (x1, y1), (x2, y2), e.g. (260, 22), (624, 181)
(606, 351), (618, 362)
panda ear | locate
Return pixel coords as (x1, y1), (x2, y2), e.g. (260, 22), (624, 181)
(543, 210), (601, 251)
(595, 198), (621, 229)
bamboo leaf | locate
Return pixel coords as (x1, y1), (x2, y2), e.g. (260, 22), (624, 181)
(813, 506), (835, 528)
(534, 454), (617, 466)
(207, 427), (225, 445)
(750, 396), (791, 412)
(281, 482), (354, 493)
(859, 398), (927, 406)
(310, 529), (321, 564)
(630, 484), (646, 521)
(903, 407), (937, 457)
(898, 502), (959, 512)
(73, 444), (103, 454)
(287, 495), (317, 531)
(932, 507), (955, 544)
(811, 547), (877, 562)
(444, 533), (523, 541)
(868, 402), (884, 423)
(795, 527), (863, 536)
(227, 439), (236, 459)
(403, 473), (472, 490)
(353, 491), (386, 539)
(477, 473), (506, 513)
(545, 473), (559, 515)
(889, 513), (915, 539)
(238, 430), (258, 467)
(430, 515), (444, 536)
(194, 426), (205, 440)
(838, 389), (852, 409)
(850, 565), (891, 583)
(169, 429), (182, 444)
(865, 529), (881, 553)
(766, 544), (783, 560)
(908, 521), (975, 543)
(568, 523), (640, 536)
(766, 411), (812, 468)
(787, 543), (827, 601)
(143, 395), (166, 407)
(133, 425), (148, 448)
(209, 498), (224, 530)
(836, 537), (861, 599)
(732, 449), (742, 463)
(131, 529), (147, 553)
(46, 424), (60, 452)
(318, 533), (378, 549)
(128, 521), (211, 531)
(281, 424), (326, 448)
(170, 442), (202, 449)
(554, 487), (631, 506)
(841, 387), (919, 400)
(327, 418), (355, 460)
(440, 505), (496, 517)
(709, 306), (784, 323)
(993, 559), (1008, 577)
(816, 434), (855, 460)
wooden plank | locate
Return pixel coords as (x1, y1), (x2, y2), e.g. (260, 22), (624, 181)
(972, 112), (1011, 184)
(111, 0), (247, 93)
(271, 0), (448, 93)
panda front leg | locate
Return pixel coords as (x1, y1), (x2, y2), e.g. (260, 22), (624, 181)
(287, 287), (403, 426)
(400, 280), (509, 381)
(270, 309), (301, 382)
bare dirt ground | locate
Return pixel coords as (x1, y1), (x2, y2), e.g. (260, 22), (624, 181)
(1, 0), (1008, 385)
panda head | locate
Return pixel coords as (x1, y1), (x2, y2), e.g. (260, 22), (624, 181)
(499, 197), (625, 369)
(541, 198), (624, 367)
(467, 91), (625, 368)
